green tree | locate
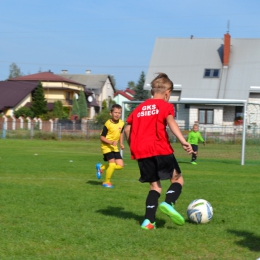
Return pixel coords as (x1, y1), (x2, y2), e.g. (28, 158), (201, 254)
(14, 106), (34, 119)
(53, 100), (63, 118)
(71, 95), (79, 118)
(102, 99), (108, 110)
(30, 81), (47, 118)
(133, 71), (149, 101)
(94, 108), (110, 125)
(127, 81), (136, 90)
(78, 91), (87, 119)
(8, 62), (23, 79)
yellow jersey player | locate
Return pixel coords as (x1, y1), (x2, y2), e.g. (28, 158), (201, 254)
(96, 104), (125, 188)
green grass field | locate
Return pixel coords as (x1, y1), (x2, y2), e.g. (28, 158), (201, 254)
(0, 139), (259, 260)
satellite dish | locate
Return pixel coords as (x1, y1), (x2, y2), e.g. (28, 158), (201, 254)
(88, 96), (93, 102)
(74, 93), (79, 99)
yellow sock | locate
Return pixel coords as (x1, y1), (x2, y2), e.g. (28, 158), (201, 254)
(115, 165), (123, 170)
(101, 164), (108, 171)
(105, 163), (116, 183)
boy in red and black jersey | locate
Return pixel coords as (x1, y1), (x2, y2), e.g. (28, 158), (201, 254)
(125, 73), (193, 230)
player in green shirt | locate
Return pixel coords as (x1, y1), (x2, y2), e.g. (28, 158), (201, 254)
(187, 124), (205, 165)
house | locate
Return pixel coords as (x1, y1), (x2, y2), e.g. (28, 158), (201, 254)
(0, 81), (38, 116)
(113, 88), (135, 110)
(144, 33), (260, 129)
(5, 71), (98, 118)
(58, 70), (115, 116)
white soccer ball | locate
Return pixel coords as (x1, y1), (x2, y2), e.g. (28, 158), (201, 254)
(187, 199), (213, 224)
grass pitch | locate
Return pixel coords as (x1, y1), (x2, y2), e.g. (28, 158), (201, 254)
(0, 139), (259, 260)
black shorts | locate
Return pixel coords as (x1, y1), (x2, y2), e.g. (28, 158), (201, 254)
(103, 151), (122, 161)
(191, 144), (198, 152)
(137, 154), (181, 183)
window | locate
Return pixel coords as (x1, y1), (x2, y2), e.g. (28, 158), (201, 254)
(204, 69), (220, 78)
(235, 106), (243, 118)
(174, 104), (178, 118)
(199, 109), (213, 124)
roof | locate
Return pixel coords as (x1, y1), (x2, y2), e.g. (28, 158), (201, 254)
(114, 90), (134, 100)
(125, 88), (135, 96)
(0, 81), (38, 111)
(58, 74), (115, 92)
(9, 71), (85, 86)
(145, 36), (260, 100)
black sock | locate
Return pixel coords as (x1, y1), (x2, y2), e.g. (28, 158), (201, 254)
(144, 190), (160, 223)
(165, 183), (182, 205)
(192, 153), (197, 161)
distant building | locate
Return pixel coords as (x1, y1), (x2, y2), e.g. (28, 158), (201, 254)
(145, 33), (260, 128)
(58, 70), (115, 118)
(113, 88), (135, 110)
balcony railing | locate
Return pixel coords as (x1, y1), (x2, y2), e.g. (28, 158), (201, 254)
(46, 99), (72, 106)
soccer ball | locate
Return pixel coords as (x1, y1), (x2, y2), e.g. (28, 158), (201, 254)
(187, 199), (213, 224)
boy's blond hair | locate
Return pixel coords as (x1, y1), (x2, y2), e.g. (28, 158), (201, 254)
(151, 73), (173, 95)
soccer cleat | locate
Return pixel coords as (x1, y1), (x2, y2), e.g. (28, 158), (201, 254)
(159, 202), (185, 225)
(191, 161), (197, 165)
(96, 163), (102, 179)
(141, 219), (156, 230)
(102, 182), (114, 188)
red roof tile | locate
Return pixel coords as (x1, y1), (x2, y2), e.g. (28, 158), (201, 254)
(125, 88), (135, 95)
(114, 90), (133, 100)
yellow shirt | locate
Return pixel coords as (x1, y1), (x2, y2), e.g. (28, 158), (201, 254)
(100, 119), (125, 154)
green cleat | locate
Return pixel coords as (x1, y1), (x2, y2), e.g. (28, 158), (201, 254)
(191, 161), (197, 165)
(159, 202), (185, 225)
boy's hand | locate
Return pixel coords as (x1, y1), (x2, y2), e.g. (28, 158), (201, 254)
(182, 142), (193, 154)
(120, 144), (124, 150)
(203, 142), (206, 146)
(111, 140), (118, 146)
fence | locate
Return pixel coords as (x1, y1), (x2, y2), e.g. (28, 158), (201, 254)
(0, 117), (102, 139)
(1, 116), (260, 164)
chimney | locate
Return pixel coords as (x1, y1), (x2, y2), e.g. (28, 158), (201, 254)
(223, 33), (231, 66)
(61, 70), (68, 74)
(86, 70), (91, 74)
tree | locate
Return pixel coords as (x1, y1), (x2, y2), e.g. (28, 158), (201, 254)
(94, 108), (110, 125)
(133, 71), (149, 101)
(30, 81), (47, 118)
(8, 62), (23, 79)
(78, 91), (88, 119)
(127, 81), (136, 90)
(53, 100), (63, 118)
(71, 95), (79, 118)
(14, 106), (34, 119)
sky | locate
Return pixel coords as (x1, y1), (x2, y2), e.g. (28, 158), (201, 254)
(1, 0), (260, 90)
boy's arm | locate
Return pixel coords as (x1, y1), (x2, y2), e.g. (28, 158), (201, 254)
(166, 115), (193, 154)
(187, 132), (191, 143)
(124, 124), (131, 145)
(198, 132), (205, 145)
(100, 135), (118, 146)
(119, 132), (124, 150)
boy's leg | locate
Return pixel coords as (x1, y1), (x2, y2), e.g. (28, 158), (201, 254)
(103, 162), (116, 184)
(141, 181), (161, 230)
(159, 171), (185, 225)
(115, 158), (124, 170)
(191, 145), (198, 163)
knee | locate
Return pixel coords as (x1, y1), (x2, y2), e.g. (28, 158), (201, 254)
(171, 175), (184, 186)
